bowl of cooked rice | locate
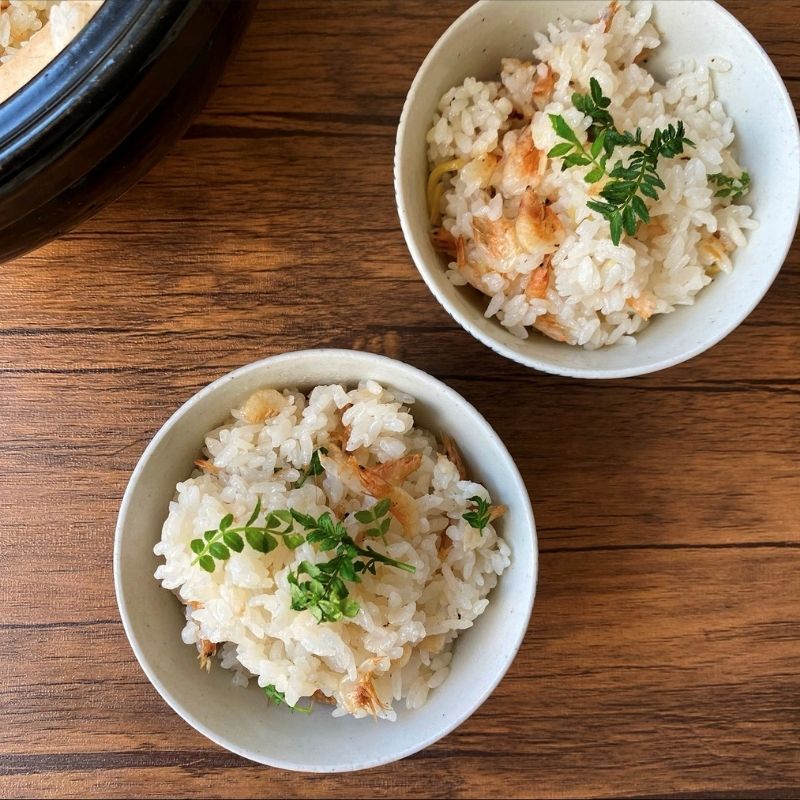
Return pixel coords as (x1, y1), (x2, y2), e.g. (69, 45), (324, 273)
(395, 0), (800, 377)
(114, 349), (537, 771)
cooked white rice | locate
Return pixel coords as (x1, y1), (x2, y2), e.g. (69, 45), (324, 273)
(426, 0), (756, 349)
(0, 1), (102, 104)
(154, 381), (510, 720)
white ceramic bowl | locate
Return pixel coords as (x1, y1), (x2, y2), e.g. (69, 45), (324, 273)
(395, 0), (800, 378)
(114, 349), (537, 772)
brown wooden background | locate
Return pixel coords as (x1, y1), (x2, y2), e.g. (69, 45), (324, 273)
(1, 1), (798, 798)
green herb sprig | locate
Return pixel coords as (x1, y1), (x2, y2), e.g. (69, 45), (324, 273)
(293, 447), (328, 488)
(190, 498), (304, 573)
(546, 79), (642, 180)
(354, 497), (392, 538)
(548, 77), (694, 245)
(708, 171), (750, 198)
(287, 510), (415, 623)
(264, 684), (312, 713)
(586, 122), (692, 244)
(463, 495), (492, 535)
(547, 113), (610, 183)
(191, 501), (416, 621)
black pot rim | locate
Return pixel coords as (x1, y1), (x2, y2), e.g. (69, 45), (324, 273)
(0, 0), (255, 262)
(0, 0), (202, 178)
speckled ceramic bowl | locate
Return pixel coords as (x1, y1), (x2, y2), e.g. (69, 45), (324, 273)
(114, 349), (537, 771)
(395, 0), (800, 378)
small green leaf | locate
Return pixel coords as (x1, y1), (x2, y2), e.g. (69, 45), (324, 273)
(298, 561), (321, 578)
(293, 447), (328, 488)
(318, 537), (339, 552)
(631, 195), (650, 222)
(338, 559), (356, 581)
(209, 542), (230, 560)
(563, 153), (590, 168)
(265, 511), (281, 529)
(307, 447), (328, 475)
(601, 181), (635, 201)
(223, 531), (244, 552)
(245, 498), (261, 527)
(547, 142), (574, 158)
(590, 76), (602, 104)
(639, 181), (659, 200)
(586, 199), (614, 217)
(198, 555), (215, 573)
(204, 530), (216, 542)
(264, 684), (284, 706)
(354, 509), (373, 524)
(608, 162), (630, 179)
(246, 529), (277, 553)
(263, 684), (313, 714)
(709, 169), (748, 199)
(291, 509), (317, 528)
(549, 114), (579, 143)
(590, 130), (606, 159)
(271, 509), (294, 526)
(622, 205), (637, 236)
(219, 514), (233, 531)
(317, 512), (336, 534)
(584, 165), (605, 184)
(373, 498), (391, 518)
(190, 539), (205, 554)
(283, 533), (305, 550)
(318, 600), (342, 621)
(463, 496), (492, 532)
(330, 578), (348, 600)
(245, 529), (265, 551)
(572, 92), (589, 113)
(341, 598), (360, 618)
(609, 214), (623, 246)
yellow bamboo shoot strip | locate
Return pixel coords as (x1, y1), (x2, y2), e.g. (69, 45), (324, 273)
(428, 182), (445, 225)
(426, 158), (466, 224)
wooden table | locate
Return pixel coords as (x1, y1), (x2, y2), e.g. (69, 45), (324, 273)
(1, 1), (798, 797)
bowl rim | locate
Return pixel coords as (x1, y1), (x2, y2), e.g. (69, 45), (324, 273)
(114, 348), (538, 772)
(394, 0), (800, 379)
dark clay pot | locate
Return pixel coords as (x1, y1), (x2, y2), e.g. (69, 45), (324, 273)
(0, 0), (256, 263)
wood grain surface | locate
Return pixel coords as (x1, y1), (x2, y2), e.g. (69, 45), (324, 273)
(1, 1), (798, 798)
